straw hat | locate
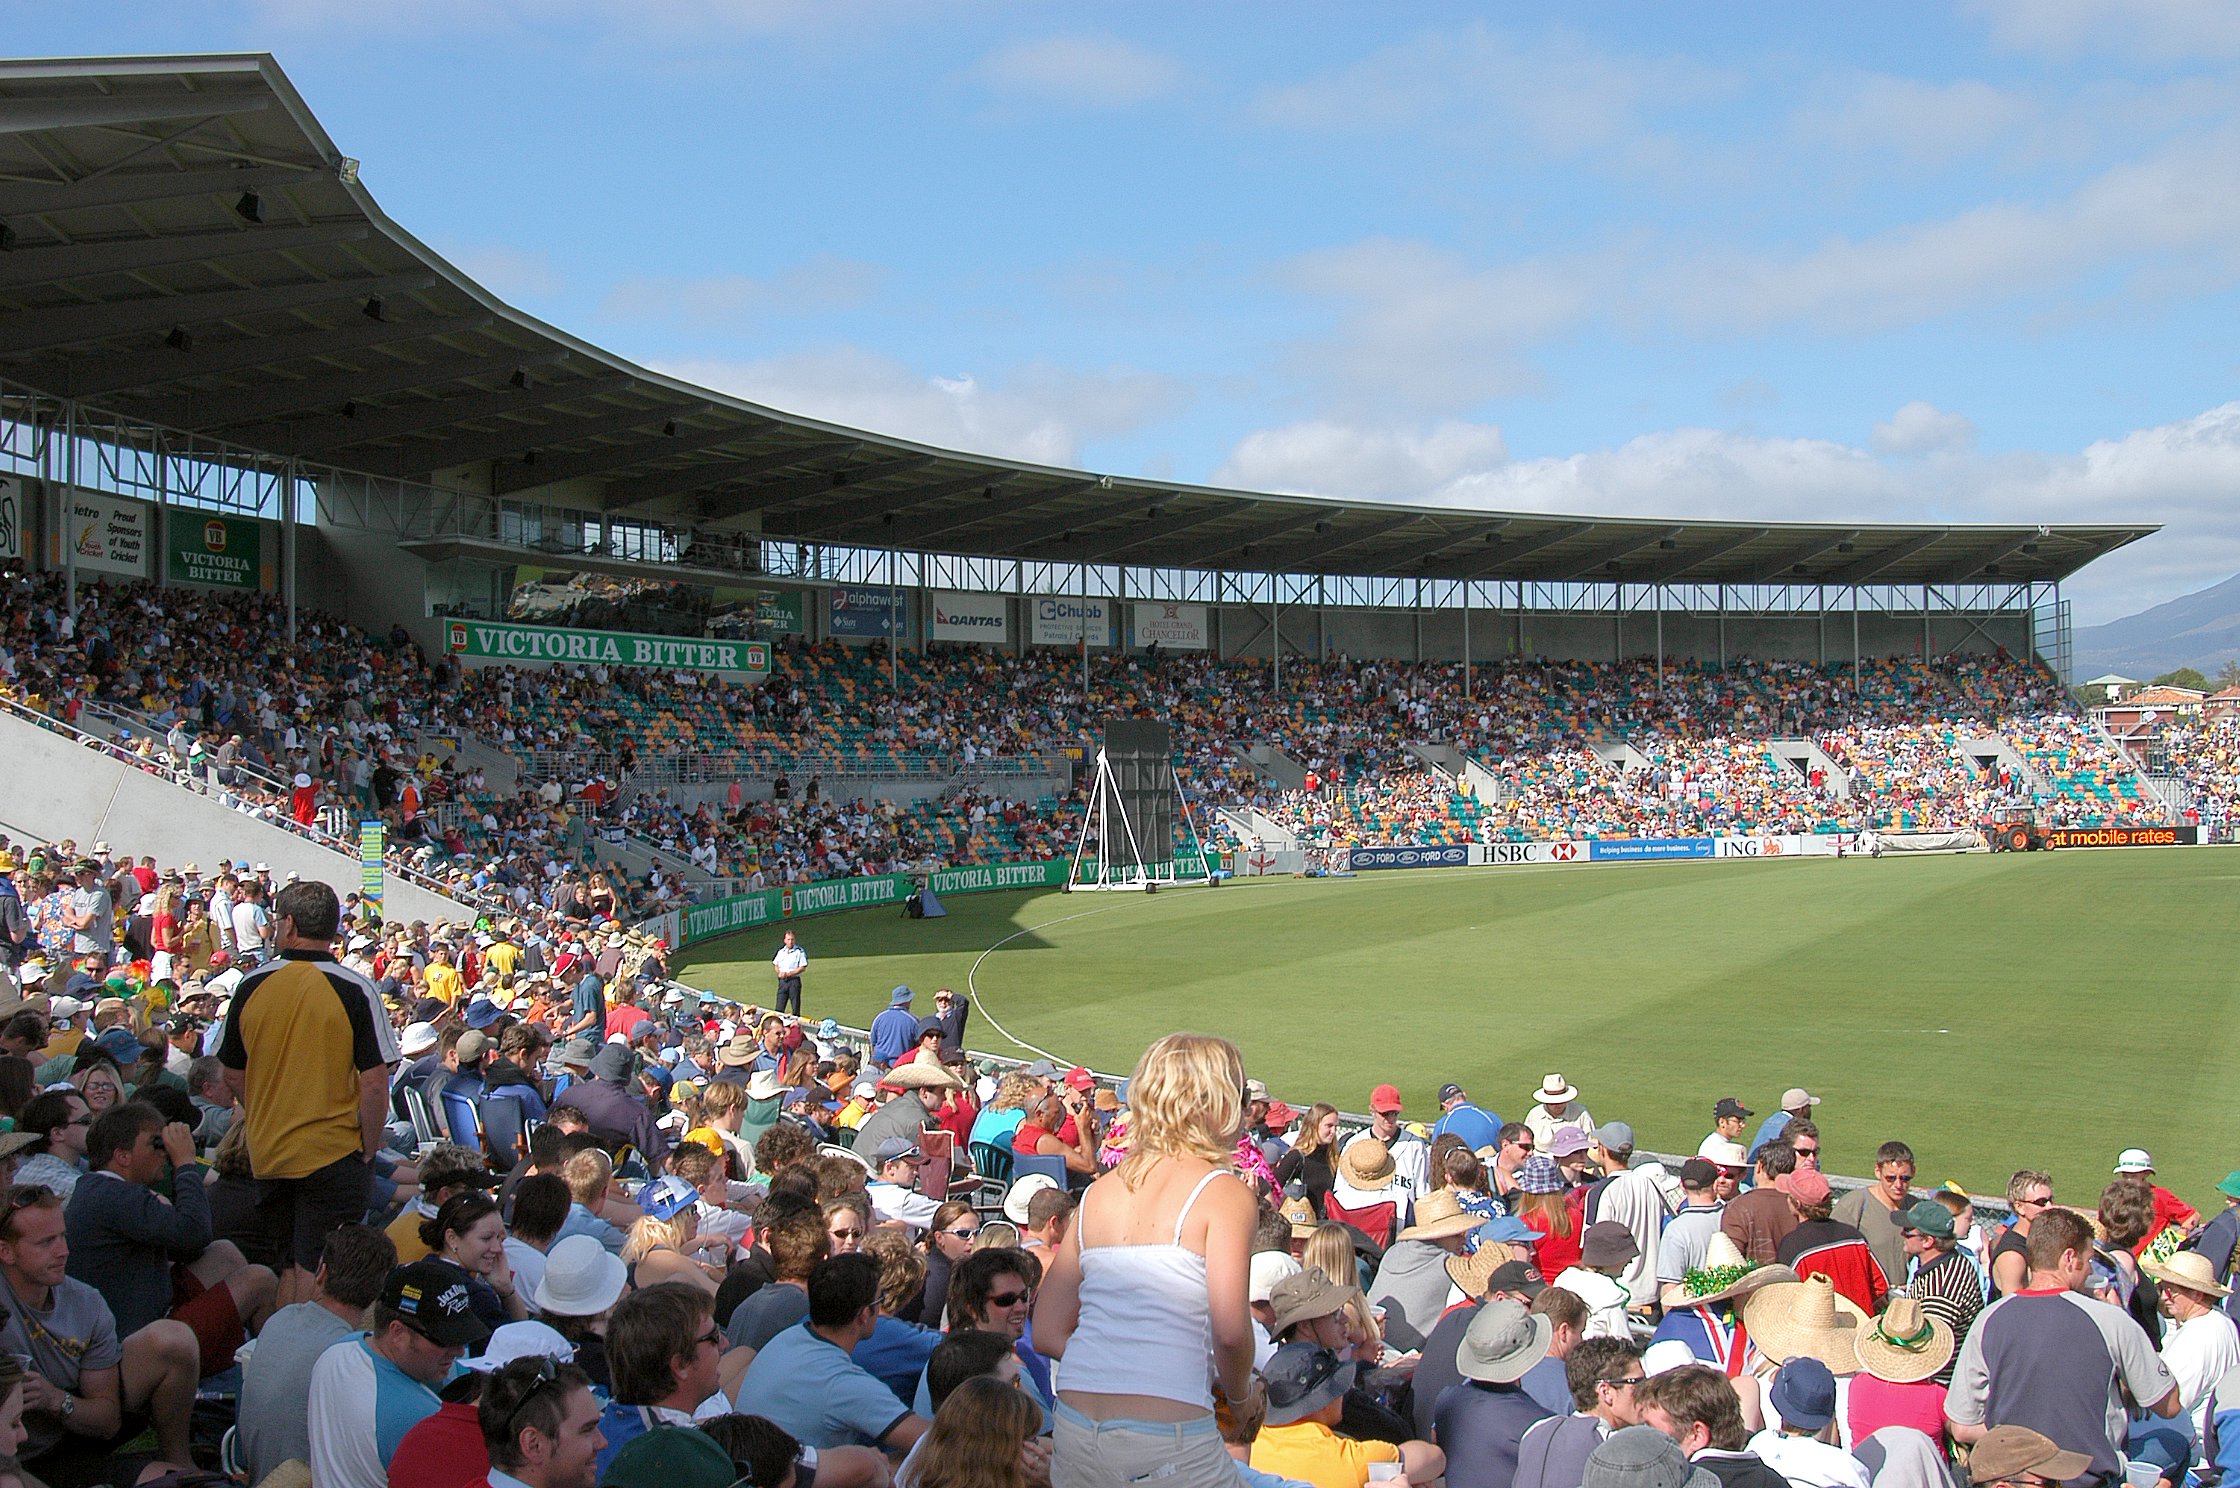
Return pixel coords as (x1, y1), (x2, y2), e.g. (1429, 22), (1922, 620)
(1855, 1296), (1955, 1384)
(1740, 1273), (1867, 1373)
(1396, 1190), (1483, 1243)
(1279, 1190), (1319, 1239)
(1338, 1138), (1397, 1189)
(2143, 1249), (2234, 1300)
(1664, 1232), (1798, 1310)
(885, 1062), (961, 1091)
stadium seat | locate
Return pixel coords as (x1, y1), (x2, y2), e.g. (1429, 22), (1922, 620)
(1009, 1151), (1072, 1192)
(478, 1093), (529, 1171)
(442, 1089), (485, 1152)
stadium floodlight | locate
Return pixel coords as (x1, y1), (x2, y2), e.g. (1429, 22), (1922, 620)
(233, 189), (263, 223)
(163, 325), (192, 352)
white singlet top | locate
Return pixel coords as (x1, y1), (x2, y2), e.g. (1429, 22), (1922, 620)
(1056, 1169), (1224, 1410)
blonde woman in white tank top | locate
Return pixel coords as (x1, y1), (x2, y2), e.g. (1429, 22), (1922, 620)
(1035, 1033), (1263, 1488)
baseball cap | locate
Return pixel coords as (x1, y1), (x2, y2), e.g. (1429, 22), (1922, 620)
(1679, 1158), (1720, 1190)
(1785, 1169), (1832, 1206)
(1003, 1172), (1061, 1225)
(1594, 1121), (1635, 1153)
(1369, 1083), (1404, 1113)
(1474, 1215), (1537, 1245)
(1023, 1059), (1058, 1079)
(1486, 1259), (1546, 1299)
(1713, 1097), (1752, 1119)
(1064, 1067), (1095, 1092)
(1780, 1087), (1821, 1111)
(2114, 1148), (2154, 1174)
(1249, 1250), (1303, 1304)
(454, 1029), (491, 1066)
(1245, 1079), (1269, 1102)
(1965, 1427), (2093, 1486)
(1901, 1199), (1957, 1240)
(603, 1426), (747, 1488)
(638, 1175), (699, 1221)
(1767, 1356), (1837, 1431)
(1437, 1082), (1466, 1103)
(380, 1259), (491, 1348)
(869, 1136), (927, 1167)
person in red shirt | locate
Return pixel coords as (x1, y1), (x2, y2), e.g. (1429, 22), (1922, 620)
(1776, 1168), (1890, 1315)
(2114, 1150), (2200, 1253)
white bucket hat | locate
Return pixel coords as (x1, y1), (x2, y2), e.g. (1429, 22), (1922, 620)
(531, 1235), (629, 1318)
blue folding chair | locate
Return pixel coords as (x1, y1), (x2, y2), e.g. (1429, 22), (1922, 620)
(479, 1094), (528, 1170)
(1009, 1151), (1072, 1192)
(441, 1089), (485, 1152)
(401, 1086), (440, 1147)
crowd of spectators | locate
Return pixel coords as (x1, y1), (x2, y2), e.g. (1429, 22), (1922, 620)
(3, 832), (2235, 1488)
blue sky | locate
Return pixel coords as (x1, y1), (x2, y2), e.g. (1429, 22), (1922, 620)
(17, 1), (2240, 622)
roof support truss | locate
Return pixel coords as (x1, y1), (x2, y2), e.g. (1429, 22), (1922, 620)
(0, 271), (436, 356)
(61, 313), (495, 400)
(0, 222), (370, 290)
(695, 454), (935, 523)
(603, 440), (862, 512)
(0, 163), (321, 219)
(259, 375), (644, 458)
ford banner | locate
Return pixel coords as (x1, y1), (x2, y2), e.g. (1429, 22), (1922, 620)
(1348, 844), (1471, 870)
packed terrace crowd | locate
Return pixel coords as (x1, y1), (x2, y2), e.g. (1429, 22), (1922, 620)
(0, 572), (2177, 911)
(0, 830), (2233, 1488)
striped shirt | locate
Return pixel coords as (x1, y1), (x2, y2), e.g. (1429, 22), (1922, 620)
(1908, 1247), (1983, 1382)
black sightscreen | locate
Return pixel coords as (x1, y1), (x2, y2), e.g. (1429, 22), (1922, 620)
(1103, 719), (1173, 870)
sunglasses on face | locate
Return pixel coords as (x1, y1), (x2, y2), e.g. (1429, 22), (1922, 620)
(986, 1289), (1030, 1308)
(942, 1226), (980, 1239)
(1792, 1146), (1819, 1157)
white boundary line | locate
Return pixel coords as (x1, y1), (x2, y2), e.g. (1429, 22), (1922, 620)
(963, 899), (1138, 1064)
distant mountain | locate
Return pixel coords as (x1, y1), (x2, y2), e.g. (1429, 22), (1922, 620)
(2073, 573), (2240, 681)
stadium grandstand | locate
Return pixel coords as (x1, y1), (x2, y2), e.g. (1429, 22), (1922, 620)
(0, 54), (2228, 1488)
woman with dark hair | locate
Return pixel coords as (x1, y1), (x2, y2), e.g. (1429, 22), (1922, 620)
(915, 1199), (979, 1326)
(420, 1191), (527, 1333)
(0, 1056), (36, 1128)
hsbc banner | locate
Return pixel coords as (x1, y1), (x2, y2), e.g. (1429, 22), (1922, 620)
(1476, 841), (1583, 866)
(1132, 602), (1208, 651)
(1349, 844), (1470, 870)
(928, 590), (1009, 644)
(828, 587), (909, 640)
(1030, 596), (1114, 647)
(1588, 838), (1715, 862)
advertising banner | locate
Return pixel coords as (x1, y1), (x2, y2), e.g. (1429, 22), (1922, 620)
(1132, 602), (1208, 651)
(683, 889), (782, 944)
(930, 860), (1066, 894)
(2043, 825), (2199, 848)
(1587, 838), (1715, 862)
(1029, 596), (1113, 647)
(1477, 841), (1578, 866)
(928, 591), (1010, 644)
(829, 587), (909, 639)
(784, 873), (910, 917)
(711, 584), (805, 637)
(51, 488), (148, 577)
(0, 476), (20, 561)
(358, 820), (385, 911)
(168, 513), (263, 589)
(1348, 844), (1471, 870)
(1234, 848), (1308, 876)
(445, 619), (770, 676)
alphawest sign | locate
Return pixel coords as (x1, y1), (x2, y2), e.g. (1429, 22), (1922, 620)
(446, 620), (769, 676)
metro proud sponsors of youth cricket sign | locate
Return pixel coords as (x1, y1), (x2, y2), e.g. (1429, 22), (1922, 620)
(928, 590), (1010, 643)
(446, 619), (770, 676)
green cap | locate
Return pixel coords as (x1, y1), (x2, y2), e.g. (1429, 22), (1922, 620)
(600, 1426), (740, 1488)
(1900, 1199), (1955, 1240)
(2218, 1171), (2240, 1202)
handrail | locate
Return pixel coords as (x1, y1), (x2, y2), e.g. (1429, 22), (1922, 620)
(0, 692), (489, 911)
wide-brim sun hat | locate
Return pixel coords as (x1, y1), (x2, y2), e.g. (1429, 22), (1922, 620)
(1855, 1296), (1955, 1384)
(884, 1062), (960, 1091)
(1665, 1232), (1798, 1310)
(1535, 1074), (1578, 1104)
(1396, 1190), (1483, 1242)
(2143, 1249), (2234, 1299)
(1740, 1273), (1867, 1374)
(532, 1235), (628, 1317)
(745, 1070), (785, 1100)
(1338, 1138), (1397, 1189)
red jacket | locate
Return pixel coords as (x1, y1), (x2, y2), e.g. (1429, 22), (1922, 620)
(1779, 1221), (1890, 1314)
(387, 1401), (486, 1488)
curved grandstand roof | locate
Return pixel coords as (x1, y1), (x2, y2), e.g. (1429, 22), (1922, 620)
(0, 54), (2155, 588)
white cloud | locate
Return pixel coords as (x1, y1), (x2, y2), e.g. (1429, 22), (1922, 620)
(1792, 75), (2034, 166)
(1873, 401), (1978, 456)
(1274, 238), (1597, 410)
(1663, 126), (2240, 333)
(599, 258), (886, 327)
(1209, 402), (2240, 623)
(1253, 24), (1732, 166)
(1215, 420), (1509, 500)
(657, 346), (1184, 467)
(975, 36), (1182, 108)
(1969, 0), (2240, 60)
